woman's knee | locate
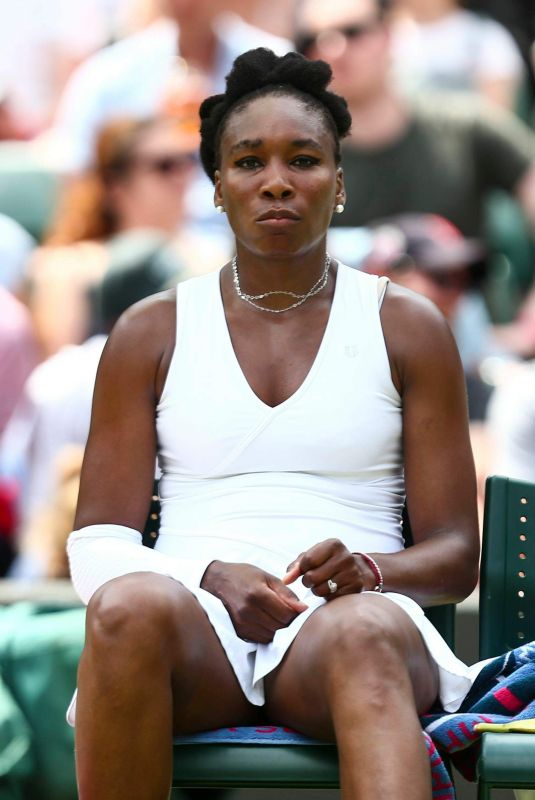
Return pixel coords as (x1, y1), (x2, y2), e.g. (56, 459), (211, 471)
(320, 595), (407, 665)
(314, 596), (438, 711)
(85, 572), (192, 654)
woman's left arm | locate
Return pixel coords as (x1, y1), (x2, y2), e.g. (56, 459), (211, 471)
(284, 283), (480, 606)
(375, 282), (480, 605)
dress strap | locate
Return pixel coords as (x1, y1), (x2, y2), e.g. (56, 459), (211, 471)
(377, 276), (390, 308)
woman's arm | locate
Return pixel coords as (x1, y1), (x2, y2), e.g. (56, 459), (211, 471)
(68, 289), (307, 636)
(68, 290), (213, 603)
(283, 283), (480, 607)
(377, 282), (480, 605)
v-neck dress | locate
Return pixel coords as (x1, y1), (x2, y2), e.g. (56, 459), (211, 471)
(152, 263), (474, 711)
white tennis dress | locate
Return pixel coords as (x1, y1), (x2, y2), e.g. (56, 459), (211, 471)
(67, 263), (476, 725)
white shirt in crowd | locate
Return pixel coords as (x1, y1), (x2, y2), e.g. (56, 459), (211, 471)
(0, 335), (107, 521)
(51, 13), (291, 171)
(0, 0), (127, 132)
(487, 360), (535, 483)
(391, 9), (524, 99)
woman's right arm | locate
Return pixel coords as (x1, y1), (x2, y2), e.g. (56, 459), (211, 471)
(69, 290), (308, 639)
(67, 291), (213, 603)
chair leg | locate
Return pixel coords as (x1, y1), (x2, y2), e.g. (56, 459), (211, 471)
(478, 782), (491, 800)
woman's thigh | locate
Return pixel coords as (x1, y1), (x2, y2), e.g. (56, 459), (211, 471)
(82, 572), (263, 734)
(263, 593), (439, 739)
(168, 583), (265, 733)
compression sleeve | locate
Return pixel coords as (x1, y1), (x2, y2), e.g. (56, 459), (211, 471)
(67, 524), (212, 605)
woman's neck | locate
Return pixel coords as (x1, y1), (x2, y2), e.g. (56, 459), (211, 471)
(229, 246), (332, 311)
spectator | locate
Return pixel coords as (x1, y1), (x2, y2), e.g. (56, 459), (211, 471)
(49, 0), (291, 172)
(486, 359), (535, 482)
(361, 213), (504, 418)
(468, 0), (535, 91)
(21, 444), (84, 579)
(294, 0), (535, 242)
(0, 214), (36, 292)
(26, 115), (201, 356)
(1, 230), (184, 578)
(391, 0), (525, 111)
(230, 0), (298, 39)
(0, 0), (119, 136)
(0, 287), (38, 435)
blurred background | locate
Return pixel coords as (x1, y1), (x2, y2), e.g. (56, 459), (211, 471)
(0, 0), (534, 797)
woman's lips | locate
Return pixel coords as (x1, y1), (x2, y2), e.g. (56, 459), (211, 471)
(256, 216), (300, 226)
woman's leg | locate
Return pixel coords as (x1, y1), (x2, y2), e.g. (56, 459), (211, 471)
(264, 594), (439, 800)
(75, 572), (261, 800)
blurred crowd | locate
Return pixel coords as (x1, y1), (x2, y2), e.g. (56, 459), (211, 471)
(1, 0), (535, 580)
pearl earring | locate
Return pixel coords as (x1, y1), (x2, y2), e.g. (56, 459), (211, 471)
(335, 204), (345, 214)
(215, 205), (225, 214)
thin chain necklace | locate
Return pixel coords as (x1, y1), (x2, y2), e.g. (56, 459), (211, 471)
(232, 253), (331, 314)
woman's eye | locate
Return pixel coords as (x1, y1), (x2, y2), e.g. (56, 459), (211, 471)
(236, 157), (262, 169)
(292, 156), (320, 168)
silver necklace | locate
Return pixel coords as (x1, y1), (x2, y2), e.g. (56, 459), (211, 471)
(232, 253), (331, 314)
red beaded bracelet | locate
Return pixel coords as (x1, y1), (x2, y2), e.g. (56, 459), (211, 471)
(354, 552), (384, 593)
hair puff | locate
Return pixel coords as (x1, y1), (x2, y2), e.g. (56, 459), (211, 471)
(199, 48), (352, 183)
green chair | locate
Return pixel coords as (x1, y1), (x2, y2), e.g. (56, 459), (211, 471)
(172, 608), (455, 795)
(171, 510), (455, 794)
(477, 475), (535, 799)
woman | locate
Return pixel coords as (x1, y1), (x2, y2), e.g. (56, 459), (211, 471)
(67, 48), (480, 799)
(26, 114), (199, 355)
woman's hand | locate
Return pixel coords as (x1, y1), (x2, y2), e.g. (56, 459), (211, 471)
(201, 561), (308, 644)
(283, 539), (373, 598)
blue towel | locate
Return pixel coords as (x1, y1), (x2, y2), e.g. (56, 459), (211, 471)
(422, 641), (535, 783)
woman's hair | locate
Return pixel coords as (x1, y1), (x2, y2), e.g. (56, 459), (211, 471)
(199, 48), (352, 183)
(45, 117), (160, 246)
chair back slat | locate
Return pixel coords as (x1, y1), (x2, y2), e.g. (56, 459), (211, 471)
(480, 475), (535, 659)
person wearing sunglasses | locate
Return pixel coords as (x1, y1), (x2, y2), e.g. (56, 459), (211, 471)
(294, 0), (535, 246)
(25, 115), (204, 358)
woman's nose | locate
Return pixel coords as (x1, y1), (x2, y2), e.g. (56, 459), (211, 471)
(260, 164), (294, 199)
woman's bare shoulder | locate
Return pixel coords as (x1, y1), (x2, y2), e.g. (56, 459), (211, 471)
(100, 288), (177, 379)
(380, 282), (462, 389)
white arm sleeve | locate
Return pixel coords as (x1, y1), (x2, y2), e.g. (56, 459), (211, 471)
(67, 524), (213, 605)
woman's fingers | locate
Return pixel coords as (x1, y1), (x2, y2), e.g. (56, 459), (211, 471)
(301, 553), (366, 596)
(265, 577), (308, 616)
(281, 562), (302, 585)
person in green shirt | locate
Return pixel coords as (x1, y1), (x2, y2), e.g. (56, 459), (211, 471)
(294, 0), (535, 239)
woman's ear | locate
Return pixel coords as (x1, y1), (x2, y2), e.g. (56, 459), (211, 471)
(214, 170), (223, 207)
(336, 167), (346, 207)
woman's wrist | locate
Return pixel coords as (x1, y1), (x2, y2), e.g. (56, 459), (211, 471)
(200, 559), (224, 592)
(354, 552), (384, 593)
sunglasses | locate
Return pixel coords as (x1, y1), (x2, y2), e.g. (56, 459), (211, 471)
(131, 153), (197, 176)
(295, 20), (381, 55)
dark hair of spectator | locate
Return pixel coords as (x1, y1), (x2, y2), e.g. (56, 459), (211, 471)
(199, 48), (352, 183)
(45, 118), (161, 246)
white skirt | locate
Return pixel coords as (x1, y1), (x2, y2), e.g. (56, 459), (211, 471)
(67, 583), (478, 726)
(189, 584), (477, 712)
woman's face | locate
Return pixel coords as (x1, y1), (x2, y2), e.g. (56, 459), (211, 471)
(111, 121), (197, 235)
(214, 93), (345, 259)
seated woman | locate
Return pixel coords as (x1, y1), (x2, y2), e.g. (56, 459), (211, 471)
(67, 48), (480, 800)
